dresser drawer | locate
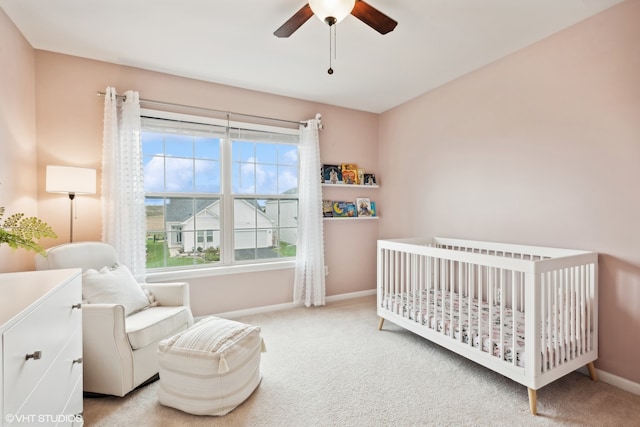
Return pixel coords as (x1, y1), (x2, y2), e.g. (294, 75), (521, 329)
(2, 274), (82, 414)
(12, 325), (82, 423)
(61, 375), (84, 427)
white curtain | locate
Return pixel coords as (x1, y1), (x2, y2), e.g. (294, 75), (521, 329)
(101, 87), (146, 281)
(293, 114), (325, 307)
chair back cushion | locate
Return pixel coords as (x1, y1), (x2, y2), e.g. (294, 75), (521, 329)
(35, 242), (119, 272)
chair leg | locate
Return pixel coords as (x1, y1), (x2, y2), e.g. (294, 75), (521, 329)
(528, 388), (537, 415)
(587, 362), (598, 382)
(378, 317), (384, 331)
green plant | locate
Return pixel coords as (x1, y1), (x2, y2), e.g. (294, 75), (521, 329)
(0, 207), (57, 255)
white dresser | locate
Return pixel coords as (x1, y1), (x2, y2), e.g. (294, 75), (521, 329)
(0, 269), (83, 426)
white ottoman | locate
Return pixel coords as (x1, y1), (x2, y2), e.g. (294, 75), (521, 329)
(157, 316), (264, 416)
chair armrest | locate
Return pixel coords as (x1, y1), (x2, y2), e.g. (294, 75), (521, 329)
(82, 303), (134, 396)
(142, 282), (190, 307)
(83, 303), (127, 334)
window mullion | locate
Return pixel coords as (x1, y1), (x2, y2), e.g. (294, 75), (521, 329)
(221, 130), (234, 264)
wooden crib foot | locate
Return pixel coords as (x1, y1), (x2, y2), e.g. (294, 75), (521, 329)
(587, 362), (598, 382)
(378, 318), (385, 331)
(528, 388), (537, 416)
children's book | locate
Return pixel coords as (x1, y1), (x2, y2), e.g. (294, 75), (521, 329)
(341, 163), (358, 184)
(363, 173), (377, 186)
(356, 198), (372, 217)
(332, 201), (349, 217)
(322, 164), (342, 184)
(322, 200), (334, 217)
(344, 202), (357, 217)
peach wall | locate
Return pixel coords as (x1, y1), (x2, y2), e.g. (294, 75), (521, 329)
(32, 51), (379, 314)
(0, 8), (38, 272)
(378, 1), (640, 384)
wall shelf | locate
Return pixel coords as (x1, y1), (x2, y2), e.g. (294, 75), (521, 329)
(323, 216), (378, 221)
(322, 183), (379, 189)
(322, 177), (379, 219)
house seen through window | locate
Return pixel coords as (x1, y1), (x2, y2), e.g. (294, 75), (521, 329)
(142, 111), (299, 271)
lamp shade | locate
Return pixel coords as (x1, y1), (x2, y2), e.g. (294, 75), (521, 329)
(46, 165), (96, 195)
(309, 0), (355, 24)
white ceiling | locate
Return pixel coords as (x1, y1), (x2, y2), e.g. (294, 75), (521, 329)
(1, 0), (623, 113)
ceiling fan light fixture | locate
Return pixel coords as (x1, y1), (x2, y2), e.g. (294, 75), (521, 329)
(309, 0), (356, 25)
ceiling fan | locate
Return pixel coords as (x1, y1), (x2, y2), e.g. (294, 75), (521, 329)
(274, 0), (398, 38)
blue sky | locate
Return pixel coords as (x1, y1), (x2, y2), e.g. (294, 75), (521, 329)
(142, 132), (298, 195)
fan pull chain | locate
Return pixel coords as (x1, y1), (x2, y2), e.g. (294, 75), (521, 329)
(328, 24), (334, 75)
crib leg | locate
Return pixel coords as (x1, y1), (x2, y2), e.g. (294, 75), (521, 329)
(378, 317), (385, 331)
(587, 362), (598, 382)
(527, 388), (537, 416)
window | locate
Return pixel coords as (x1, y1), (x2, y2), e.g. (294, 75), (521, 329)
(141, 110), (299, 272)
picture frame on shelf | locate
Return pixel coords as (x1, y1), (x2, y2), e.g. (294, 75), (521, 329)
(363, 173), (376, 186)
(322, 164), (343, 184)
(356, 198), (372, 217)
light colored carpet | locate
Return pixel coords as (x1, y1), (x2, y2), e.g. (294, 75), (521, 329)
(83, 295), (640, 426)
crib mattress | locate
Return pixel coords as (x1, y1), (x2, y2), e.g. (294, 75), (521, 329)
(382, 290), (587, 369)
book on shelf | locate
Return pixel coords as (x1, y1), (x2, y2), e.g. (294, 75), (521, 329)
(356, 198), (373, 217)
(322, 200), (334, 217)
(341, 163), (359, 185)
(370, 201), (376, 217)
(332, 201), (357, 217)
(322, 164), (342, 184)
(345, 202), (357, 217)
(363, 173), (377, 186)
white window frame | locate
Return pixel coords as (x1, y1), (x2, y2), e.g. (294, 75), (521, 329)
(141, 109), (300, 281)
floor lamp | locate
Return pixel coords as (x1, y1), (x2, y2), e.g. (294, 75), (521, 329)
(46, 165), (97, 243)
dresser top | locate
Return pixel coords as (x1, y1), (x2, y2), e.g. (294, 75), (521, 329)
(0, 268), (81, 327)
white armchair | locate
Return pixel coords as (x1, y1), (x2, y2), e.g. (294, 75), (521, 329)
(35, 242), (194, 396)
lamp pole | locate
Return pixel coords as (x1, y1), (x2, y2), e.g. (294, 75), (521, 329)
(68, 192), (76, 243)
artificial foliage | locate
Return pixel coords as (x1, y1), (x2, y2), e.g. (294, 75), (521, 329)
(0, 207), (57, 254)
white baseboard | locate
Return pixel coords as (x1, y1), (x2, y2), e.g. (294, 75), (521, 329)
(197, 289), (377, 321)
(326, 289), (376, 302)
(578, 366), (640, 396)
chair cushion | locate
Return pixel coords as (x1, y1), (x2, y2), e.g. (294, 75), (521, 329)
(126, 306), (193, 350)
(82, 264), (150, 316)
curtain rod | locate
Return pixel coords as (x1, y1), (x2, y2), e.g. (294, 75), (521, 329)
(96, 91), (310, 127)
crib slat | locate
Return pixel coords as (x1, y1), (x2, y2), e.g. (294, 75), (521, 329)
(488, 267), (494, 358)
(556, 268), (568, 364)
(499, 268), (504, 361)
(511, 270), (517, 366)
(478, 265), (484, 354)
(468, 263), (473, 348)
(587, 264), (593, 352)
(427, 255), (432, 328)
(579, 264), (585, 355)
(383, 249), (389, 309)
(569, 267), (575, 359)
(543, 272), (550, 372)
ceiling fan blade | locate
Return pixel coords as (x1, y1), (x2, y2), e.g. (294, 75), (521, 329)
(351, 0), (398, 34)
(274, 3), (314, 38)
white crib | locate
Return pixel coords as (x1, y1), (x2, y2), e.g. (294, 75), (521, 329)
(377, 237), (598, 415)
